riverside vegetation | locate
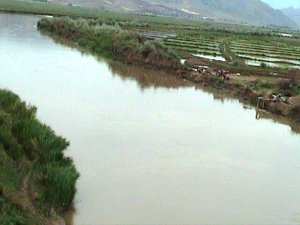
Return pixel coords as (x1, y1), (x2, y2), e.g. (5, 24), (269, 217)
(0, 89), (79, 225)
(38, 16), (300, 124)
(37, 17), (181, 70)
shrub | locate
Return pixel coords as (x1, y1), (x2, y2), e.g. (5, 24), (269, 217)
(276, 80), (300, 96)
(140, 40), (155, 57)
(260, 62), (267, 68)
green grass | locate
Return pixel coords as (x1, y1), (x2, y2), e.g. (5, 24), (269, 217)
(0, 196), (29, 225)
(0, 89), (79, 224)
(251, 81), (274, 91)
(0, 147), (21, 193)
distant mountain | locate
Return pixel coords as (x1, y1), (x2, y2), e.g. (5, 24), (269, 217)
(281, 7), (300, 26)
(149, 0), (298, 27)
(49, 0), (298, 28)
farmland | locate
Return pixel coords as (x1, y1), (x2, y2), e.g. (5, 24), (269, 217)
(230, 40), (300, 69)
(160, 35), (300, 70)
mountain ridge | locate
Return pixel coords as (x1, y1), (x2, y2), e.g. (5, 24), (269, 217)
(49, 0), (298, 28)
(281, 7), (300, 27)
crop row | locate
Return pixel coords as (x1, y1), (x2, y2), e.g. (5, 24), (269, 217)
(232, 40), (291, 49)
(164, 41), (219, 51)
(167, 45), (220, 56)
(231, 43), (300, 54)
(231, 47), (300, 59)
(175, 36), (218, 42)
(166, 38), (219, 47)
(232, 49), (300, 61)
(245, 60), (300, 69)
(238, 54), (300, 66)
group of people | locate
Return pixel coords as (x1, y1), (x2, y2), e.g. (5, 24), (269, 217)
(216, 69), (230, 80)
(195, 66), (230, 81)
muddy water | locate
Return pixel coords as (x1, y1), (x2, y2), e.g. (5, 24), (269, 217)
(1, 13), (300, 225)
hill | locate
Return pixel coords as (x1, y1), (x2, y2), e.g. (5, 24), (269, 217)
(281, 7), (300, 26)
(48, 0), (298, 28)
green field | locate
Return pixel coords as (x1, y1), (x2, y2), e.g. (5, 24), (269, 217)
(162, 35), (300, 69)
(229, 40), (300, 68)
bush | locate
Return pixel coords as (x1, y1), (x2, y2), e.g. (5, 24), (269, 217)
(260, 62), (267, 68)
(276, 80), (300, 96)
(140, 40), (155, 57)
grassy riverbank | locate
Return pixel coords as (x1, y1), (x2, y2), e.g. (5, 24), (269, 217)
(0, 89), (79, 225)
(38, 17), (181, 70)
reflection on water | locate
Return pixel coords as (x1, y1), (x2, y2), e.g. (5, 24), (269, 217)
(1, 13), (300, 225)
(109, 61), (189, 90)
(256, 110), (300, 134)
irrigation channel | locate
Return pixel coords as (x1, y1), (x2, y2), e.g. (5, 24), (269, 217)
(1, 13), (300, 225)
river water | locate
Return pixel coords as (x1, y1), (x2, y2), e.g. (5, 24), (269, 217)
(1, 13), (300, 225)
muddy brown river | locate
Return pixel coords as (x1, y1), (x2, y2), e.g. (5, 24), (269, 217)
(1, 13), (300, 225)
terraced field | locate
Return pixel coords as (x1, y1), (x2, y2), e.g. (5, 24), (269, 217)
(230, 40), (300, 69)
(162, 35), (300, 70)
(163, 37), (226, 61)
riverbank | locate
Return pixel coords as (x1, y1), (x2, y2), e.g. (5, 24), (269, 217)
(38, 17), (182, 71)
(177, 67), (300, 123)
(0, 89), (79, 225)
(38, 17), (300, 125)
